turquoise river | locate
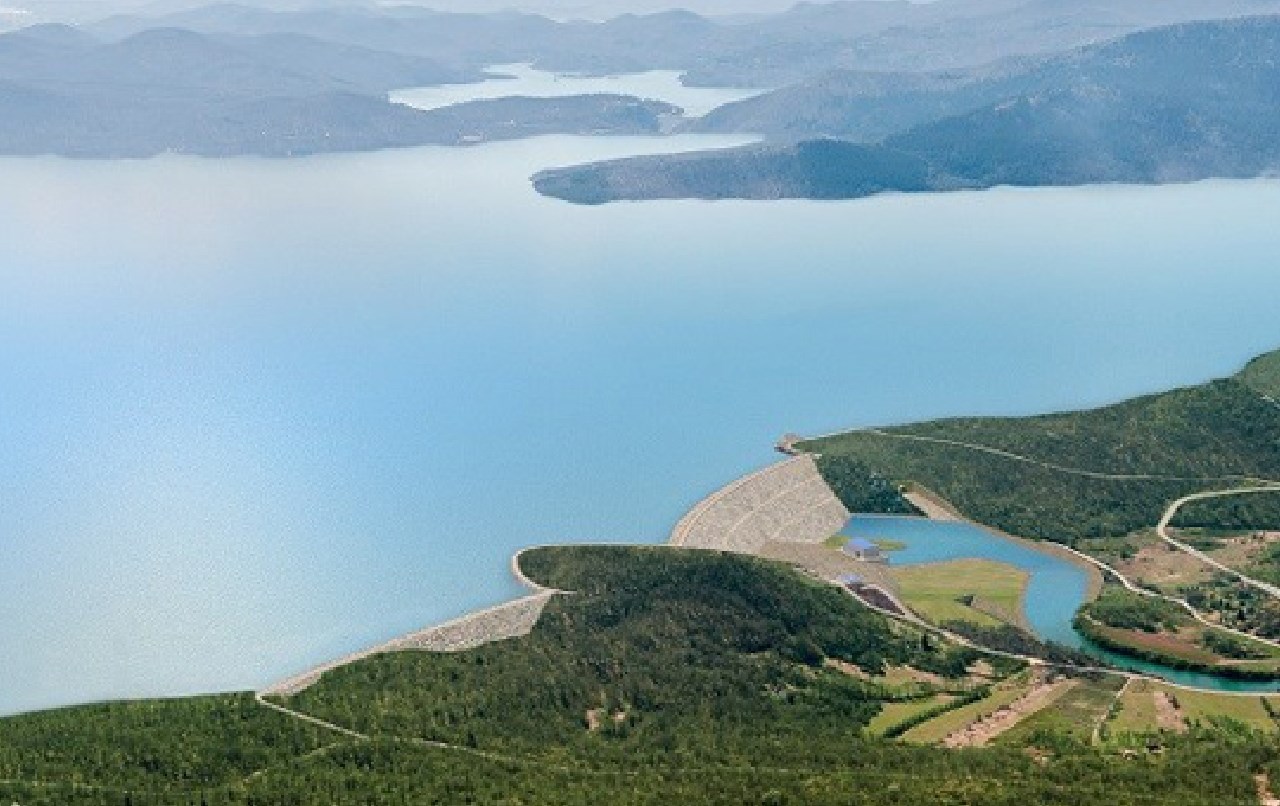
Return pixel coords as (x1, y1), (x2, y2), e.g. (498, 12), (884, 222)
(843, 517), (1280, 692)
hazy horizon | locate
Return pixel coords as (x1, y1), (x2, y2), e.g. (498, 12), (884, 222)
(9, 0), (937, 25)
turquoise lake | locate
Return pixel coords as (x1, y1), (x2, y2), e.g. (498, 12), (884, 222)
(3, 70), (1280, 714)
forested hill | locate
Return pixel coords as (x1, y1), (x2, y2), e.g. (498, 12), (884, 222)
(534, 16), (1280, 203)
(534, 139), (933, 204)
(4, 545), (1279, 804)
(693, 12), (1280, 143)
(1241, 351), (1280, 400)
(801, 347), (1280, 545)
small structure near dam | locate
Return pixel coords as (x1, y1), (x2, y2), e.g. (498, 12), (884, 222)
(842, 536), (885, 562)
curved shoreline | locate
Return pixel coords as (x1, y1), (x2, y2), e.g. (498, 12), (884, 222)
(257, 444), (1276, 703)
(904, 485), (1106, 601)
(262, 455), (852, 696)
(261, 562), (560, 698)
(847, 473), (1280, 691)
(903, 486), (1280, 654)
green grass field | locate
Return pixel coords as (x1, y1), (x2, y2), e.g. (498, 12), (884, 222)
(822, 533), (908, 552)
(1109, 680), (1162, 734)
(873, 538), (908, 552)
(1111, 682), (1280, 735)
(1170, 687), (1280, 732)
(891, 559), (1028, 628)
(866, 695), (957, 736)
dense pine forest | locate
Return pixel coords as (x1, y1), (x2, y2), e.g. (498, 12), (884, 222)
(804, 350), (1280, 545)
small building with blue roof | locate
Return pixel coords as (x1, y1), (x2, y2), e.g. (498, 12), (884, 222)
(841, 536), (884, 562)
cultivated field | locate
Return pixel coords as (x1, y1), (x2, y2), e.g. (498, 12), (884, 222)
(891, 559), (1029, 629)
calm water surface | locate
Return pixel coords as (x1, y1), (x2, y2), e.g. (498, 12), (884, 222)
(3, 73), (1280, 714)
(843, 516), (1091, 646)
(391, 64), (765, 117)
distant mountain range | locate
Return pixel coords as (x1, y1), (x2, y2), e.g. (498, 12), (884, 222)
(3, 0), (1280, 160)
(534, 16), (1280, 203)
(0, 25), (677, 156)
(79, 0), (1280, 86)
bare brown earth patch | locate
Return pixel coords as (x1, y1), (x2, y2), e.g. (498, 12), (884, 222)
(1255, 772), (1280, 806)
(1084, 619), (1219, 665)
(824, 658), (871, 680)
(881, 665), (946, 687)
(1154, 690), (1188, 733)
(1114, 539), (1214, 592)
(903, 487), (964, 521)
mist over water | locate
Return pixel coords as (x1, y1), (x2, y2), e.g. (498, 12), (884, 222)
(2, 71), (1280, 714)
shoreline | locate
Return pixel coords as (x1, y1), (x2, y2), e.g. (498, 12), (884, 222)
(245, 436), (1280, 705)
(260, 452), (851, 699)
(260, 558), (560, 698)
(255, 447), (1251, 701)
(905, 484), (1106, 601)
(8, 439), (1275, 718)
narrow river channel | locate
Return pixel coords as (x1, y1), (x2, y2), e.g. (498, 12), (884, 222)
(843, 515), (1280, 693)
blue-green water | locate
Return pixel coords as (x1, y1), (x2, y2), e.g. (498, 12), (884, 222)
(843, 517), (1090, 646)
(3, 73), (1280, 715)
(843, 516), (1280, 692)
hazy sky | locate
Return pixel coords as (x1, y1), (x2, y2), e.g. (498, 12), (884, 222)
(395, 0), (922, 18)
(13, 0), (931, 24)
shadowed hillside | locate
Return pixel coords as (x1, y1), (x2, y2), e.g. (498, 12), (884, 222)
(535, 17), (1280, 202)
